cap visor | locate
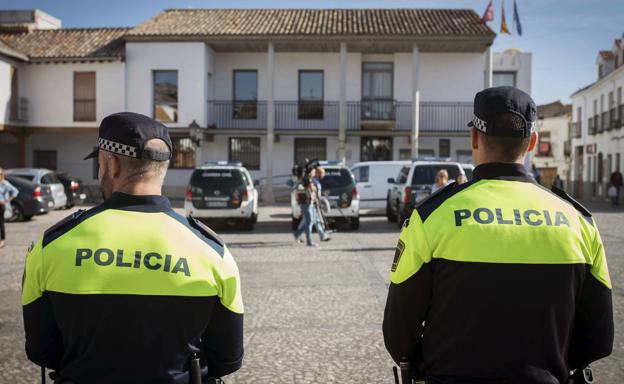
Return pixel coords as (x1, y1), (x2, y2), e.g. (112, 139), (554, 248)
(84, 148), (98, 160)
(467, 121), (474, 127)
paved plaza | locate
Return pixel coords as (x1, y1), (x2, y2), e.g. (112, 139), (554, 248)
(0, 205), (622, 383)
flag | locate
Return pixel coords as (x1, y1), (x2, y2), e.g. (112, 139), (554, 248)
(481, 0), (494, 23)
(500, 0), (511, 34)
(513, 0), (523, 36)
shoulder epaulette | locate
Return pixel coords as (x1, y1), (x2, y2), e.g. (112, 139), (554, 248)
(188, 216), (225, 248)
(550, 185), (593, 219)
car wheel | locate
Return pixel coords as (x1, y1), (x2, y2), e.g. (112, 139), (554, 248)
(243, 218), (255, 230)
(9, 203), (24, 222)
(292, 216), (301, 230)
(386, 197), (397, 223)
(350, 217), (360, 230)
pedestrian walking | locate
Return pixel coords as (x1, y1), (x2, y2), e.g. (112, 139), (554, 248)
(22, 113), (243, 383)
(383, 86), (613, 384)
(0, 167), (19, 248)
(553, 173), (564, 190)
(312, 167), (330, 242)
(430, 169), (449, 193)
(294, 168), (317, 247)
(609, 169), (623, 205)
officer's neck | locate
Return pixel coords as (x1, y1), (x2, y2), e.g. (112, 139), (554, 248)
(115, 182), (162, 197)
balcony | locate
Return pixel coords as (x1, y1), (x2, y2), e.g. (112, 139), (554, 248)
(207, 100), (473, 133)
(610, 108), (619, 130)
(588, 118), (595, 135)
(9, 97), (28, 122)
(569, 122), (581, 138)
(603, 111), (612, 131)
(207, 101), (267, 130)
(617, 105), (624, 130)
(594, 114), (602, 133)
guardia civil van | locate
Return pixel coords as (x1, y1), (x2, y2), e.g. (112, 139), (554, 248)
(184, 161), (259, 230)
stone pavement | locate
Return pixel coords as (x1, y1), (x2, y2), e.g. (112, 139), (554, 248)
(0, 205), (622, 383)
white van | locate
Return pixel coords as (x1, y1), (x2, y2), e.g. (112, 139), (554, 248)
(350, 161), (410, 210)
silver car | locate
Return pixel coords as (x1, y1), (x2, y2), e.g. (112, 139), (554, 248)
(5, 168), (68, 209)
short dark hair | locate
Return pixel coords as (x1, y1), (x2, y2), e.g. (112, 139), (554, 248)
(478, 113), (531, 162)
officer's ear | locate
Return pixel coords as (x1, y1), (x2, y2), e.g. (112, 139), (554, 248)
(470, 128), (479, 150)
(527, 131), (538, 153)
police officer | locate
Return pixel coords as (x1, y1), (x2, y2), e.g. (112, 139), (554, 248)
(22, 112), (243, 383)
(383, 87), (613, 384)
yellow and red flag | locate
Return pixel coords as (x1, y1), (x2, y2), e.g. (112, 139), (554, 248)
(500, 0), (511, 34)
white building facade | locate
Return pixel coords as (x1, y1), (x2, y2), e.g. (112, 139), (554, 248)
(0, 8), (509, 200)
(570, 34), (624, 202)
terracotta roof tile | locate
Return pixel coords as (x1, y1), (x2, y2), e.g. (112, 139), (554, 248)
(128, 8), (495, 37)
(0, 28), (129, 61)
(599, 50), (615, 60)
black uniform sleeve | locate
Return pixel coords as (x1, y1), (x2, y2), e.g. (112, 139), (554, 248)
(383, 211), (433, 376)
(568, 228), (614, 369)
(201, 301), (244, 377)
(22, 238), (64, 369)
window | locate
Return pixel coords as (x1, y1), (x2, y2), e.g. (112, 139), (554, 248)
(233, 70), (258, 119)
(537, 132), (552, 157)
(170, 137), (196, 169)
(229, 137), (260, 170)
(352, 166), (369, 183)
(298, 71), (324, 119)
(153, 70), (178, 123)
(294, 138), (326, 165)
(362, 62), (394, 120)
(439, 139), (450, 158)
(493, 71), (516, 87)
(397, 166), (410, 184)
(398, 149), (411, 160)
(10, 66), (18, 121)
(34, 150), (57, 170)
(41, 173), (61, 185)
(74, 72), (96, 122)
(360, 137), (392, 161)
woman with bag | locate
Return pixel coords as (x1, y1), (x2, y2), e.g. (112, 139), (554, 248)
(0, 168), (19, 248)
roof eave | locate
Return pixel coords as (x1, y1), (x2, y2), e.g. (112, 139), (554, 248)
(28, 56), (124, 63)
(0, 47), (29, 62)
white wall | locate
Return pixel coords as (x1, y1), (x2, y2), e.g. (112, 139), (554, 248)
(20, 62), (124, 127)
(0, 56), (21, 125)
(25, 132), (98, 181)
(126, 42), (208, 127)
(417, 53), (486, 102)
(493, 51), (532, 94)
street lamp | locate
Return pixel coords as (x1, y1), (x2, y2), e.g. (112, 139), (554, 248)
(189, 120), (203, 144)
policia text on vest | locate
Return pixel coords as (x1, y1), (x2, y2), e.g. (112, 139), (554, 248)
(74, 248), (191, 276)
(453, 207), (570, 227)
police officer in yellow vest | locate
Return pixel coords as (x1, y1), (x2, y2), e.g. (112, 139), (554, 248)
(22, 112), (244, 383)
(383, 87), (613, 384)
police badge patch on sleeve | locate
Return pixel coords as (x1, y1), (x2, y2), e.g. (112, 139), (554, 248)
(391, 240), (405, 272)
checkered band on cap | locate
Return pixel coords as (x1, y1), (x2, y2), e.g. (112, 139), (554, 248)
(98, 138), (138, 158)
(472, 115), (488, 133)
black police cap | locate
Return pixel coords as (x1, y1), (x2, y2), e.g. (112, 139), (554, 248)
(84, 112), (173, 161)
(467, 86), (537, 138)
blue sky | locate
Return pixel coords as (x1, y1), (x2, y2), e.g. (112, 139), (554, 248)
(3, 0), (623, 105)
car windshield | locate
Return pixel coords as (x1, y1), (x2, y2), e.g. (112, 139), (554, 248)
(321, 168), (354, 189)
(190, 169), (245, 189)
(411, 165), (461, 186)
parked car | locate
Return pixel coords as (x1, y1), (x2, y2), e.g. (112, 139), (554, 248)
(184, 161), (259, 230)
(386, 160), (463, 227)
(291, 161), (360, 230)
(57, 173), (87, 208)
(351, 161), (410, 210)
(5, 175), (53, 221)
(5, 168), (67, 209)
